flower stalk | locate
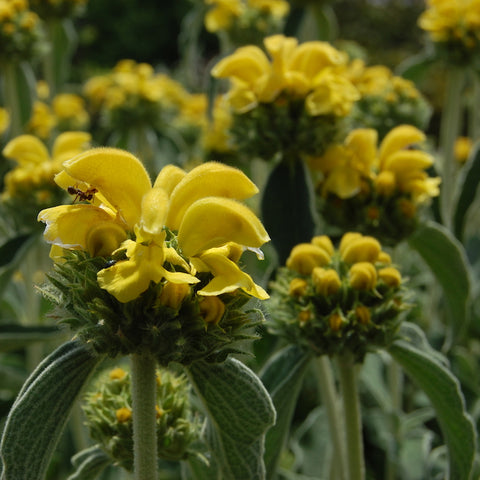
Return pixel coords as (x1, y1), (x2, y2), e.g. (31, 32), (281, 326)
(131, 353), (158, 480)
(336, 352), (365, 480)
(1, 61), (23, 136)
(315, 355), (346, 480)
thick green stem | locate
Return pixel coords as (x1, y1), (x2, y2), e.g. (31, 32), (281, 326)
(469, 72), (480, 141)
(336, 353), (365, 480)
(315, 355), (346, 480)
(439, 68), (465, 230)
(2, 61), (23, 136)
(131, 353), (158, 480)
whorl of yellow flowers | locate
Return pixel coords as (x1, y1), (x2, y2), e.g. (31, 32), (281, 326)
(212, 34), (359, 116)
(268, 232), (407, 361)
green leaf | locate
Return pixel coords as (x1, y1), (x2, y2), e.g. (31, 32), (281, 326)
(396, 50), (436, 84)
(0, 324), (64, 352)
(388, 322), (476, 480)
(260, 345), (311, 480)
(67, 445), (111, 480)
(408, 221), (471, 342)
(261, 161), (316, 265)
(454, 142), (480, 241)
(187, 358), (276, 480)
(0, 340), (104, 480)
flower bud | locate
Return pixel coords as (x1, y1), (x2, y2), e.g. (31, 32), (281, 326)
(378, 267), (402, 287)
(355, 305), (371, 325)
(298, 309), (312, 326)
(377, 251), (392, 264)
(116, 407), (132, 423)
(328, 312), (343, 332)
(109, 367), (127, 381)
(199, 296), (225, 325)
(341, 235), (381, 264)
(289, 278), (308, 297)
(311, 267), (341, 296)
(339, 232), (362, 256)
(349, 262), (377, 290)
(311, 235), (335, 256)
(157, 282), (190, 310)
(286, 243), (331, 275)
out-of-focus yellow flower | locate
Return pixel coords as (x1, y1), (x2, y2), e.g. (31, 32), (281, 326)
(378, 125), (441, 203)
(454, 136), (473, 164)
(52, 93), (90, 130)
(286, 242), (332, 275)
(2, 131), (91, 201)
(204, 0), (244, 32)
(247, 0), (289, 17)
(26, 101), (57, 139)
(38, 154), (270, 303)
(311, 267), (341, 296)
(348, 261), (377, 290)
(310, 128), (377, 199)
(212, 34), (357, 116)
(0, 107), (10, 135)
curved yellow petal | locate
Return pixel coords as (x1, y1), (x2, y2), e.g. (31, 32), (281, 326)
(166, 162), (259, 230)
(38, 204), (118, 251)
(196, 251), (269, 299)
(137, 187), (169, 242)
(3, 135), (49, 166)
(346, 128), (378, 166)
(382, 150), (434, 173)
(178, 197), (270, 258)
(52, 131), (91, 164)
(323, 167), (361, 199)
(227, 86), (259, 113)
(211, 46), (272, 86)
(62, 147), (151, 229)
(379, 125), (426, 167)
(153, 164), (186, 195)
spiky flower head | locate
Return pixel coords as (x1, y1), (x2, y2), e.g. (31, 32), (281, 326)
(267, 232), (409, 362)
(83, 365), (202, 471)
(37, 150), (270, 364)
(211, 34), (359, 161)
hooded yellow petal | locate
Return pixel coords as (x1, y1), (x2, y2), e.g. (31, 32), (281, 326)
(346, 129), (378, 167)
(211, 46), (272, 86)
(196, 250), (269, 299)
(166, 162), (259, 230)
(3, 135), (50, 166)
(178, 197), (270, 258)
(382, 150), (434, 173)
(153, 164), (186, 195)
(38, 204), (119, 251)
(62, 147), (151, 229)
(323, 167), (362, 199)
(379, 125), (426, 168)
(136, 187), (169, 243)
(52, 131), (91, 164)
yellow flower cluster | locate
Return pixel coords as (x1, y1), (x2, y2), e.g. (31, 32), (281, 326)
(38, 151), (269, 303)
(1, 132), (90, 222)
(268, 232), (406, 360)
(418, 0), (480, 64)
(0, 0), (43, 60)
(213, 34), (358, 116)
(344, 59), (431, 137)
(204, 0), (289, 45)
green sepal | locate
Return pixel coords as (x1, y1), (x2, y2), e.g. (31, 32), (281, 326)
(187, 358), (276, 480)
(260, 345), (312, 480)
(454, 141), (480, 241)
(388, 322), (476, 480)
(0, 324), (64, 352)
(0, 340), (104, 480)
(66, 445), (111, 480)
(261, 160), (316, 265)
(408, 221), (472, 344)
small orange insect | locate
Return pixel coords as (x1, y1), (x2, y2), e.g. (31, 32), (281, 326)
(67, 186), (98, 203)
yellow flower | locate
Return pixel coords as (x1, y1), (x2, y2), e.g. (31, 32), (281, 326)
(348, 262), (377, 290)
(115, 407), (132, 423)
(27, 101), (57, 139)
(340, 234), (381, 264)
(0, 107), (10, 135)
(286, 242), (331, 275)
(204, 0), (244, 33)
(289, 277), (308, 297)
(378, 125), (441, 203)
(310, 129), (377, 199)
(52, 93), (89, 129)
(38, 153), (270, 303)
(311, 267), (341, 296)
(454, 136), (473, 164)
(247, 0), (289, 18)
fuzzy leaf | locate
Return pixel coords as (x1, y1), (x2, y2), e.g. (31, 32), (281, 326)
(67, 445), (111, 480)
(261, 160), (316, 265)
(388, 322), (476, 480)
(260, 345), (312, 480)
(408, 221), (471, 342)
(454, 142), (480, 241)
(0, 341), (103, 480)
(187, 358), (276, 480)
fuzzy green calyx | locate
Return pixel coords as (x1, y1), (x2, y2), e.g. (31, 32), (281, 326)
(39, 250), (263, 365)
(83, 366), (201, 471)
